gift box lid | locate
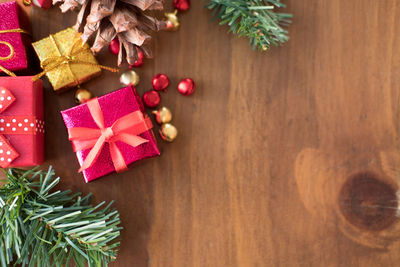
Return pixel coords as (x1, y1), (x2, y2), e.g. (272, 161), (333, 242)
(0, 76), (43, 118)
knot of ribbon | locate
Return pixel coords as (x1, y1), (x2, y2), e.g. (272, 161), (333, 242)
(32, 34), (118, 84)
(0, 28), (30, 77)
(67, 98), (153, 173)
(0, 87), (39, 168)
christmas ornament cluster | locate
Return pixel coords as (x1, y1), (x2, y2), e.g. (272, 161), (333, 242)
(0, 0), (194, 179)
(143, 73), (196, 142)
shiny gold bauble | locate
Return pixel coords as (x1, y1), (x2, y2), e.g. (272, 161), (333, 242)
(159, 123), (178, 142)
(165, 10), (180, 31)
(75, 88), (93, 104)
(120, 70), (140, 86)
(152, 107), (172, 124)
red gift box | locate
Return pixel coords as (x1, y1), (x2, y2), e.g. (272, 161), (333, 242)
(61, 86), (160, 182)
(0, 1), (31, 74)
(0, 76), (44, 167)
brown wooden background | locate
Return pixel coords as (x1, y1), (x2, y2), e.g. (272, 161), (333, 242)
(11, 0), (400, 266)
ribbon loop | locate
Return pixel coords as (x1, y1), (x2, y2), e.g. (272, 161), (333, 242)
(0, 41), (14, 61)
(0, 28), (30, 77)
(68, 98), (152, 173)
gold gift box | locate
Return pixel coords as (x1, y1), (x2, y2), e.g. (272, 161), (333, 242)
(32, 28), (101, 91)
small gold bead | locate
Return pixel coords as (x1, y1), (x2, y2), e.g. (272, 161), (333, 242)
(165, 11), (180, 31)
(159, 123), (178, 142)
(120, 70), (140, 86)
(75, 88), (93, 104)
(152, 107), (173, 124)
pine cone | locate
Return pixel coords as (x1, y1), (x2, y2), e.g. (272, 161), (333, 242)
(54, 0), (167, 65)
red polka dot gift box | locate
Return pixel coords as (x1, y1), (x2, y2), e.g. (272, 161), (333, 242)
(0, 76), (44, 167)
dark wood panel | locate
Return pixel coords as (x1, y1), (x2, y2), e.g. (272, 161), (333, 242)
(22, 0), (400, 266)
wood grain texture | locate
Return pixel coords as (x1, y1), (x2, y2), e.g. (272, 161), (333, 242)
(23, 0), (400, 266)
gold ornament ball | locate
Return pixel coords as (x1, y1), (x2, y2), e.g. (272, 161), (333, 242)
(120, 70), (140, 86)
(159, 123), (178, 142)
(165, 11), (180, 31)
(75, 88), (93, 104)
(152, 107), (172, 124)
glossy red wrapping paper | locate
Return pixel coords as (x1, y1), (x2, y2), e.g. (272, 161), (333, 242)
(0, 1), (30, 73)
(0, 76), (44, 166)
(61, 86), (160, 182)
(32, 0), (52, 9)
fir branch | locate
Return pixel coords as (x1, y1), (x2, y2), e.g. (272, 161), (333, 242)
(0, 167), (121, 267)
(205, 0), (292, 51)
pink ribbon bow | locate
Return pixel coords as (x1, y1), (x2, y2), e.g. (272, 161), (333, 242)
(68, 98), (152, 172)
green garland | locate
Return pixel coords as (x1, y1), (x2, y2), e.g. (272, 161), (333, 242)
(205, 0), (292, 51)
(0, 167), (121, 267)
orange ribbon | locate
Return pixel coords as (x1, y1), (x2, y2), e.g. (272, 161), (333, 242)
(67, 98), (152, 172)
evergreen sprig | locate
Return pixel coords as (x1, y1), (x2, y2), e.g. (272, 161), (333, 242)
(205, 0), (292, 51)
(0, 167), (121, 267)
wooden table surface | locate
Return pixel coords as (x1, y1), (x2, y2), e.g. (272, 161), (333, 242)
(18, 0), (400, 266)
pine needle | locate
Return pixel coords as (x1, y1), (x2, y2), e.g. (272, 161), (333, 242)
(205, 0), (292, 51)
(0, 167), (121, 267)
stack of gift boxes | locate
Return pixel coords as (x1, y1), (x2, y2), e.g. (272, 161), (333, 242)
(0, 1), (160, 182)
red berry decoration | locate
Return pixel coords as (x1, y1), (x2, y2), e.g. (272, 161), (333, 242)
(177, 78), (195, 96)
(174, 0), (190, 11)
(109, 37), (120, 55)
(152, 74), (170, 92)
(130, 50), (144, 68)
(143, 90), (161, 108)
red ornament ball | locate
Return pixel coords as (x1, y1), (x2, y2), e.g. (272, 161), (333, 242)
(143, 90), (161, 108)
(152, 74), (170, 92)
(177, 78), (195, 96)
(130, 51), (144, 68)
(109, 37), (120, 55)
(174, 0), (190, 11)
